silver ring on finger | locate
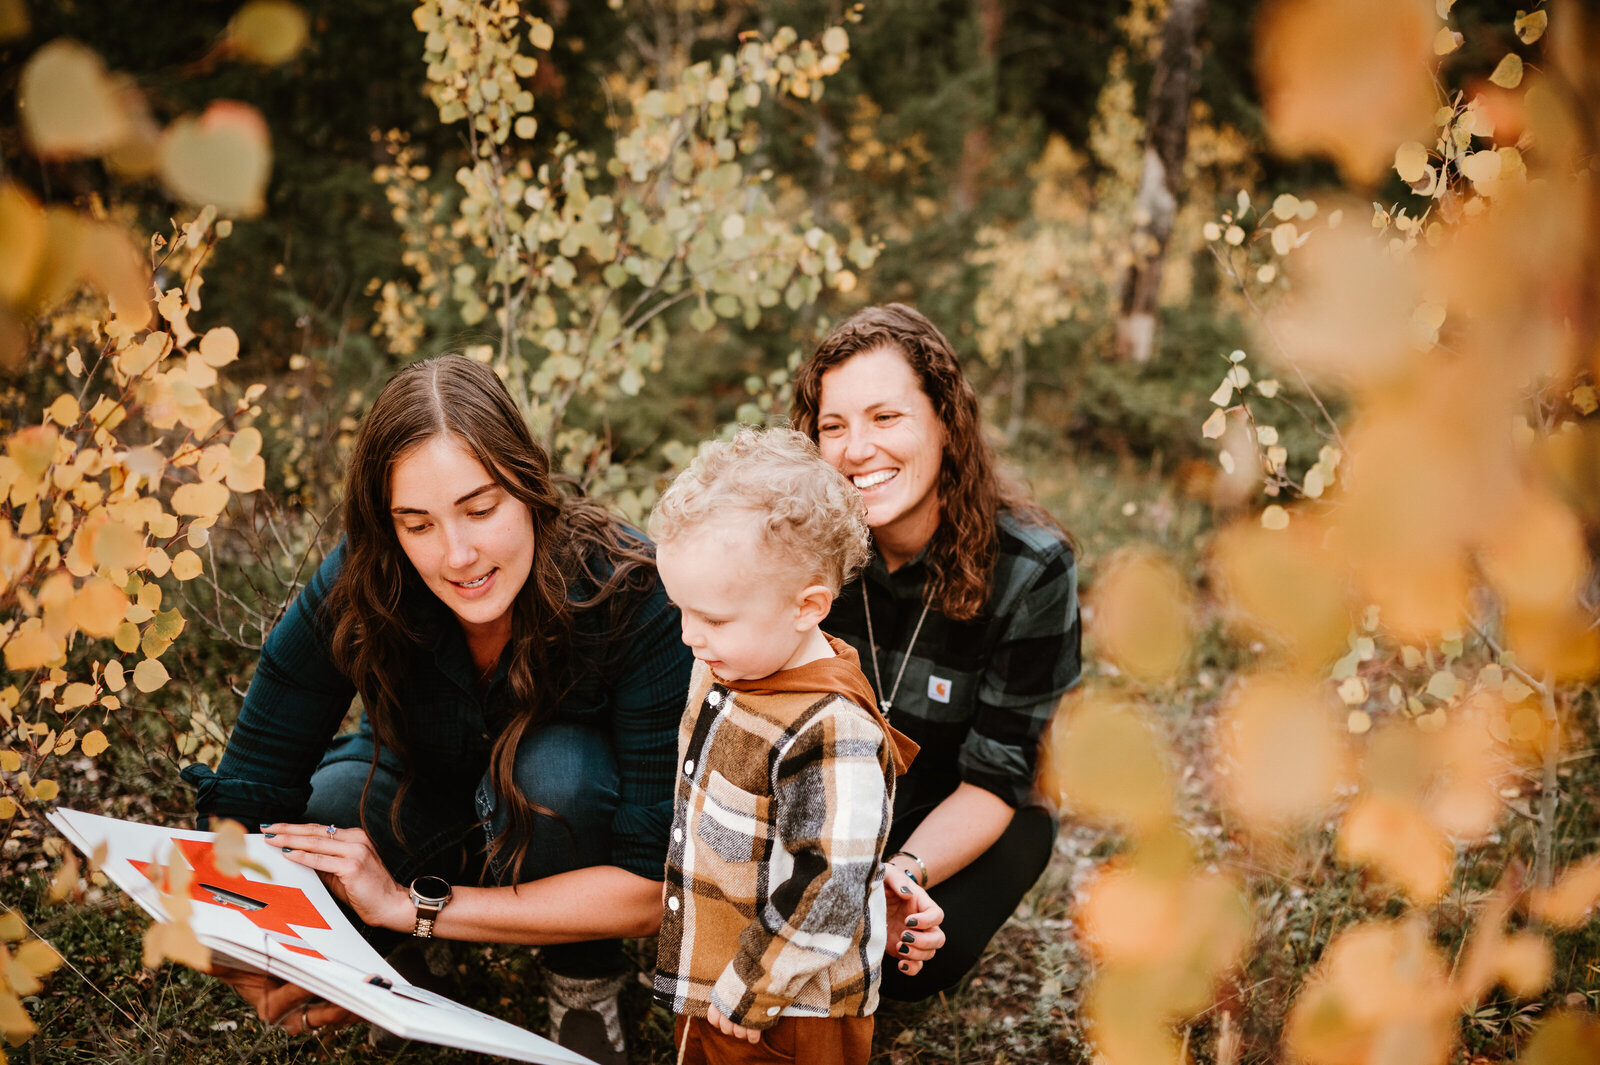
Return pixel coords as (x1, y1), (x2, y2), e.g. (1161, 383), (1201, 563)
(301, 1003), (317, 1031)
(325, 824), (338, 838)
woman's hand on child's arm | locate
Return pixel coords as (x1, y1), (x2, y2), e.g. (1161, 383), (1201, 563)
(884, 864), (946, 975)
(707, 1004), (762, 1044)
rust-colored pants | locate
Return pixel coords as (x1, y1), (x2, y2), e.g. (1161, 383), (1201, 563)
(672, 1014), (873, 1065)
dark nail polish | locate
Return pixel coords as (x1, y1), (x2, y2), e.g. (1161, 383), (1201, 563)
(901, 931), (914, 943)
(282, 847), (292, 853)
(900, 961), (910, 972)
(898, 943), (910, 955)
(898, 884), (911, 895)
(906, 917), (918, 928)
(262, 832), (276, 838)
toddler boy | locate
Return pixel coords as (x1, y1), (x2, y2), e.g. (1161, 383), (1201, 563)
(650, 427), (915, 1065)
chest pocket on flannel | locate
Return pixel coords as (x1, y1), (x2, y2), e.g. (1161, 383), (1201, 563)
(695, 768), (771, 865)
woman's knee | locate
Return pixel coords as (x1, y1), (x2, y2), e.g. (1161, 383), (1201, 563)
(477, 723), (621, 879)
(498, 722), (620, 827)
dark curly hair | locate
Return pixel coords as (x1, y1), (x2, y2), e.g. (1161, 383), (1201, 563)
(791, 304), (1062, 621)
(326, 354), (655, 879)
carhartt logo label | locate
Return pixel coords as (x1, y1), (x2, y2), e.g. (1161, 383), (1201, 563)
(928, 676), (952, 703)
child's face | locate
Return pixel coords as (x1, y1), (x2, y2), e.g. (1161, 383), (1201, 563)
(656, 520), (819, 683)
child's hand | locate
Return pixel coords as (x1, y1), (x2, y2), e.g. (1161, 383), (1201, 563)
(707, 1004), (762, 1044)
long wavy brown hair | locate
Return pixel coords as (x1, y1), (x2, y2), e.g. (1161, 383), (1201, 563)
(791, 303), (1063, 621)
(325, 354), (655, 880)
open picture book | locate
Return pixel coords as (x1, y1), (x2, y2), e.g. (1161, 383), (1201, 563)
(47, 807), (596, 1064)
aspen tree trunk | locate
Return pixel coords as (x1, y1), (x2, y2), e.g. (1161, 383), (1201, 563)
(1114, 0), (1206, 363)
(954, 0), (1004, 213)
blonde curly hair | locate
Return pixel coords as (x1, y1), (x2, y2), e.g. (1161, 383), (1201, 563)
(649, 427), (871, 593)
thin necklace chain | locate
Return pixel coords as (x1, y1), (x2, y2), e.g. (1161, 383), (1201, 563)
(861, 578), (932, 716)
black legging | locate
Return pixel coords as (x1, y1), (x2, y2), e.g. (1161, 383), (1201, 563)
(879, 803), (1057, 1001)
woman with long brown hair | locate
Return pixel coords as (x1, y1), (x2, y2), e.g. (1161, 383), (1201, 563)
(185, 354), (692, 1063)
(791, 303), (1083, 999)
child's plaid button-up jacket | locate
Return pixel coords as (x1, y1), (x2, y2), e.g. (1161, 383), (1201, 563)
(653, 641), (906, 1030)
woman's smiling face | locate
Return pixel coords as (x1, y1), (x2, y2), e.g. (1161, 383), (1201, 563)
(815, 346), (945, 563)
(388, 435), (535, 639)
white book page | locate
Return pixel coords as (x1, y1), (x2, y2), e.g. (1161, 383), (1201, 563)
(47, 808), (598, 1065)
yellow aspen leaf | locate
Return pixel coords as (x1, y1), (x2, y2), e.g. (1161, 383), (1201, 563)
(0, 913), (22, 940)
(1460, 150), (1503, 184)
(170, 550), (203, 581)
(187, 522), (212, 549)
(58, 684), (94, 710)
(14, 940), (63, 978)
(1089, 548), (1194, 684)
(1570, 386), (1598, 414)
(103, 659), (125, 692)
(1339, 794), (1453, 901)
(227, 0), (310, 66)
(1224, 224), (1245, 246)
(1285, 918), (1455, 1064)
(1271, 193), (1301, 220)
(47, 850), (78, 902)
(81, 729), (108, 757)
(185, 351), (217, 389)
(1220, 674), (1349, 829)
(1202, 221), (1222, 241)
(1426, 669), (1459, 700)
(0, 750), (17, 771)
(91, 519), (146, 571)
(1529, 854), (1600, 927)
(117, 332), (169, 377)
(197, 443), (231, 482)
(137, 582), (162, 610)
(5, 619), (62, 671)
(1497, 932), (1552, 997)
(8, 423), (58, 482)
(1039, 692), (1173, 832)
(0, 986), (38, 1040)
(160, 103), (272, 217)
(1201, 409), (1228, 440)
(0, 796), (15, 819)
(1258, 0), (1436, 184)
(17, 39), (128, 158)
(1337, 676), (1368, 704)
(46, 394), (79, 427)
(132, 658), (169, 693)
(171, 480), (229, 518)
(1514, 10), (1547, 44)
(1270, 222), (1298, 255)
(197, 323), (240, 364)
(1502, 675), (1534, 703)
(1489, 52), (1523, 88)
(33, 779), (58, 800)
(822, 25), (850, 55)
(144, 546), (172, 578)
(70, 577), (130, 638)
(1261, 505), (1290, 530)
(1348, 709), (1372, 733)
(1436, 0), (1455, 16)
(1432, 26), (1463, 54)
(1394, 141), (1429, 183)
(528, 17), (554, 50)
(226, 454), (265, 493)
(0, 182), (45, 305)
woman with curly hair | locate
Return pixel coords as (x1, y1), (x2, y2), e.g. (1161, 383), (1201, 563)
(185, 354), (692, 1064)
(791, 303), (1083, 1000)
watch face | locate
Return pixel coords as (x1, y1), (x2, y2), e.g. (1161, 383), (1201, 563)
(411, 876), (451, 905)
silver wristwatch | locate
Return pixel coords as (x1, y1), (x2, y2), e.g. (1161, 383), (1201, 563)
(408, 875), (452, 938)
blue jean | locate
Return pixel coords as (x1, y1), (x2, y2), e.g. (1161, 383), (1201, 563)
(306, 720), (625, 977)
